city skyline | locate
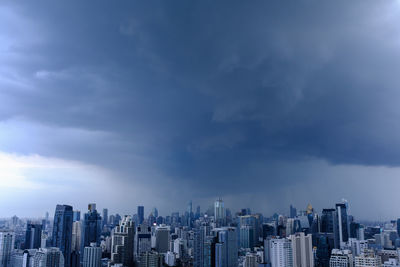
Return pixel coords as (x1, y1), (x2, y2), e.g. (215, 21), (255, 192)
(2, 0), (400, 220)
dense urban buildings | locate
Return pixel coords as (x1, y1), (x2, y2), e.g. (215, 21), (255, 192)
(1, 199), (400, 267)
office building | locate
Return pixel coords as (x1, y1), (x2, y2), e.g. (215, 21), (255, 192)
(52, 205), (73, 267)
(83, 243), (101, 267)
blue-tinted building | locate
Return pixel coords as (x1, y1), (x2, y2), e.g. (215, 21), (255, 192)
(82, 204), (102, 248)
(52, 204), (73, 267)
(25, 223), (42, 249)
(138, 206), (144, 225)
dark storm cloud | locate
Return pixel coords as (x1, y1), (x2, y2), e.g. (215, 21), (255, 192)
(1, 0), (400, 216)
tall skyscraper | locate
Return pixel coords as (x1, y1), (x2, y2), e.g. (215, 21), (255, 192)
(214, 198), (226, 227)
(321, 209), (335, 233)
(71, 221), (82, 253)
(289, 232), (314, 267)
(82, 204), (102, 250)
(240, 225), (255, 249)
(25, 223), (42, 249)
(138, 206), (144, 225)
(111, 215), (134, 267)
(83, 243), (102, 267)
(335, 203), (349, 248)
(52, 204), (73, 267)
(102, 209), (108, 228)
(213, 227), (238, 267)
(290, 205), (297, 219)
(0, 230), (15, 267)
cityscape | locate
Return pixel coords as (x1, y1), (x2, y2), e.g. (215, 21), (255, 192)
(1, 1), (400, 267)
(0, 199), (399, 267)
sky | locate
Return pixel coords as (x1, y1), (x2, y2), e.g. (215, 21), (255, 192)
(1, 0), (400, 220)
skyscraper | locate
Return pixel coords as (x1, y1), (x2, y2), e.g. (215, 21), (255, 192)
(0, 230), (15, 267)
(289, 232), (314, 267)
(290, 205), (297, 219)
(102, 209), (108, 228)
(214, 198), (226, 227)
(82, 204), (102, 249)
(138, 206), (144, 225)
(35, 247), (65, 267)
(213, 227), (238, 267)
(270, 238), (293, 267)
(134, 225), (151, 259)
(25, 223), (42, 249)
(154, 225), (170, 253)
(73, 211), (81, 222)
(83, 243), (102, 267)
(321, 209), (335, 233)
(71, 221), (82, 253)
(111, 215), (134, 267)
(335, 203), (349, 248)
(52, 204), (73, 267)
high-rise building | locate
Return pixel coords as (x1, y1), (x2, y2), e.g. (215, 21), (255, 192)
(329, 249), (353, 267)
(321, 209), (335, 233)
(83, 243), (101, 267)
(138, 207), (144, 225)
(33, 247), (65, 267)
(154, 225), (170, 253)
(52, 205), (73, 267)
(134, 225), (151, 259)
(10, 249), (37, 267)
(110, 215), (134, 267)
(335, 203), (349, 249)
(151, 208), (158, 219)
(214, 198), (226, 227)
(213, 227), (238, 267)
(73, 211), (80, 222)
(71, 221), (82, 253)
(82, 204), (102, 250)
(270, 238), (293, 267)
(25, 223), (43, 249)
(289, 232), (313, 267)
(240, 226), (255, 249)
(102, 209), (108, 228)
(0, 230), (15, 267)
(290, 205), (297, 219)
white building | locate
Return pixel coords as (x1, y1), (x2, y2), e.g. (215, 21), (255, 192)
(329, 249), (353, 267)
(0, 230), (15, 267)
(270, 238), (293, 267)
(355, 250), (382, 267)
(83, 243), (101, 267)
(289, 232), (314, 267)
(383, 258), (400, 267)
(111, 215), (134, 266)
(164, 252), (176, 266)
(135, 225), (152, 258)
(244, 253), (257, 267)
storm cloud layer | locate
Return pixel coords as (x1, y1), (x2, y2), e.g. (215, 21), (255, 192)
(1, 0), (400, 219)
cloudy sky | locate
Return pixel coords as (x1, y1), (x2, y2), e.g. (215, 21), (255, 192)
(1, 0), (400, 220)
